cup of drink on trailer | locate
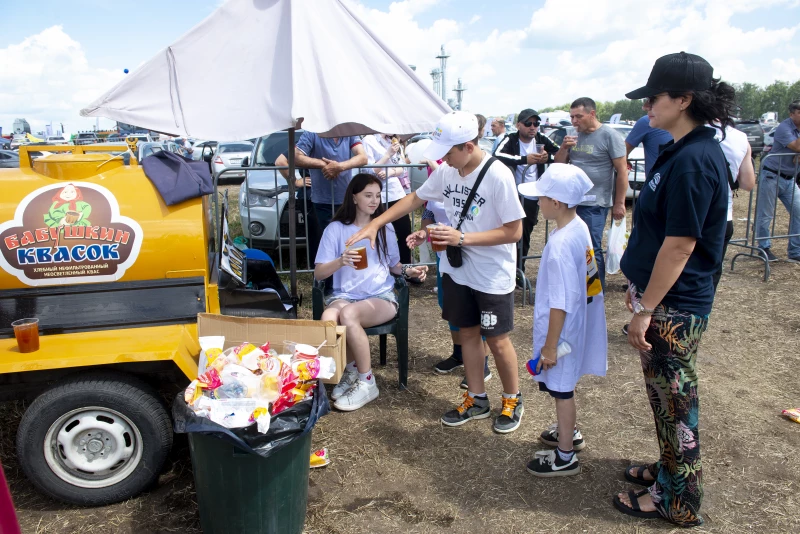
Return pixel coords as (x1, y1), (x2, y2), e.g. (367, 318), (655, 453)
(12, 318), (40, 353)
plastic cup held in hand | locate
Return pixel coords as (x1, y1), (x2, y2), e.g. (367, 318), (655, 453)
(427, 223), (447, 253)
(12, 318), (39, 353)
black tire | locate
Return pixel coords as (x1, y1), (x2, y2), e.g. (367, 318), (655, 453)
(16, 371), (172, 506)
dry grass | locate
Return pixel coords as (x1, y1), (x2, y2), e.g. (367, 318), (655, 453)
(3, 192), (800, 533)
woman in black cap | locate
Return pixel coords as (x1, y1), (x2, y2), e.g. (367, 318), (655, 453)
(614, 52), (736, 527)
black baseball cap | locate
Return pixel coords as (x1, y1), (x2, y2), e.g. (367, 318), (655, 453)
(625, 52), (714, 100)
(518, 109), (541, 123)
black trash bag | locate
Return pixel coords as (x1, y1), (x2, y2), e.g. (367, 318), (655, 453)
(173, 379), (330, 458)
(141, 150), (213, 206)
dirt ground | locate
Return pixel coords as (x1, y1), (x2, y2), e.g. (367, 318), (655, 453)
(2, 192), (800, 534)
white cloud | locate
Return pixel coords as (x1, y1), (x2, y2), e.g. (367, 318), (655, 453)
(469, 15), (481, 24)
(0, 26), (124, 136)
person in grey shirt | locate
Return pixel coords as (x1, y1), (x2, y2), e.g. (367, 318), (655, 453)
(555, 97), (628, 288)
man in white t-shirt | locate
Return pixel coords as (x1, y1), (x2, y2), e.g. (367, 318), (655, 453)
(361, 134), (412, 264)
(347, 111), (527, 434)
(709, 124), (755, 291)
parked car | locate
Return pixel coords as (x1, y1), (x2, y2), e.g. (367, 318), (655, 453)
(75, 132), (99, 145)
(0, 150), (20, 168)
(546, 123), (645, 198)
(762, 126), (776, 155)
(239, 131), (307, 251)
(135, 141), (184, 161)
(192, 140), (218, 161)
(45, 135), (69, 145)
(211, 141), (254, 184)
(734, 120), (765, 155)
(0, 138), (10, 149)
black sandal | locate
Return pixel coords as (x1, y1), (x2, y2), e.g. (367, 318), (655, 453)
(624, 464), (655, 486)
(613, 489), (661, 519)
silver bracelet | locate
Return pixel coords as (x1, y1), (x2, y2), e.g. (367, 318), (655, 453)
(401, 264), (410, 278)
(457, 231), (465, 247)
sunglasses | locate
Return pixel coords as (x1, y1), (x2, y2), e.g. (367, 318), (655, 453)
(522, 120), (540, 127)
(645, 93), (668, 106)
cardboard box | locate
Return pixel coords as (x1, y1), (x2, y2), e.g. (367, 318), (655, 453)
(197, 313), (346, 384)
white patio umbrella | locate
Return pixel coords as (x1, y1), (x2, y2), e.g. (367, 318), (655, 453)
(81, 0), (450, 300)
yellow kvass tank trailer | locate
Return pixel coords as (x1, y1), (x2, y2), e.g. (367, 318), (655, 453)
(0, 144), (292, 506)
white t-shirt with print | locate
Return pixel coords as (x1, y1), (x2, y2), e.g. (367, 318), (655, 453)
(709, 125), (748, 221)
(533, 216), (607, 392)
(515, 138), (539, 182)
(315, 221), (400, 300)
(360, 135), (407, 203)
(415, 153), (525, 294)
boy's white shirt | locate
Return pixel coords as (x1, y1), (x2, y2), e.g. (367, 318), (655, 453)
(533, 216), (608, 392)
(415, 153), (525, 294)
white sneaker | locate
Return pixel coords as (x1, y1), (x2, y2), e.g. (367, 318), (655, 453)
(333, 380), (379, 411)
(331, 368), (358, 401)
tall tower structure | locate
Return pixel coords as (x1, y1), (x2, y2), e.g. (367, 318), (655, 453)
(430, 68), (442, 98)
(453, 78), (466, 110)
(436, 45), (450, 101)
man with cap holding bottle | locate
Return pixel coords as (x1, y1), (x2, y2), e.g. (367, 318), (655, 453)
(494, 109), (560, 277)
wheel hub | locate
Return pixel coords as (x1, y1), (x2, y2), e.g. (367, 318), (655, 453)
(44, 408), (143, 489)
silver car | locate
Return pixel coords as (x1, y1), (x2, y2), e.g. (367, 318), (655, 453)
(238, 132), (308, 251)
(212, 141), (253, 184)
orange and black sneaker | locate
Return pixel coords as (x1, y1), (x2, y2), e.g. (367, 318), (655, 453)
(441, 391), (491, 427)
(493, 393), (524, 434)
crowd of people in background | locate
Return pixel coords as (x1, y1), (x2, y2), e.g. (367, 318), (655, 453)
(262, 50), (800, 530)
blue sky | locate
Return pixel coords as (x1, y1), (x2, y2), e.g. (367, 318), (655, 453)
(2, 0), (799, 136)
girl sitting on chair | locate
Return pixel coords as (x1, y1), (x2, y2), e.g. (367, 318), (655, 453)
(315, 173), (427, 411)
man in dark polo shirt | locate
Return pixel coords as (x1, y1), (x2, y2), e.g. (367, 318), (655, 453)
(755, 99), (800, 262)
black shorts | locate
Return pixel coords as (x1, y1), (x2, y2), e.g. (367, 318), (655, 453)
(538, 381), (574, 400)
(441, 274), (514, 337)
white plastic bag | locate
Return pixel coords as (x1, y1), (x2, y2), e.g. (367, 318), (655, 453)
(606, 215), (628, 275)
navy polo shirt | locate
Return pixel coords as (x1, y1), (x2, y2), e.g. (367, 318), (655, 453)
(620, 126), (728, 315)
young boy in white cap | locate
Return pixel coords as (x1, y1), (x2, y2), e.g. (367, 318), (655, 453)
(518, 163), (608, 476)
(346, 111), (527, 433)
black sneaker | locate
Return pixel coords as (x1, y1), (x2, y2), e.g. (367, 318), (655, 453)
(459, 358), (492, 389)
(761, 248), (778, 262)
(493, 393), (524, 434)
(621, 323), (629, 336)
(539, 423), (585, 451)
(441, 393), (491, 427)
(526, 449), (581, 477)
(434, 355), (463, 374)
(788, 255), (800, 264)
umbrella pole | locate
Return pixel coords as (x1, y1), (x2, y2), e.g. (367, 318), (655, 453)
(287, 127), (298, 302)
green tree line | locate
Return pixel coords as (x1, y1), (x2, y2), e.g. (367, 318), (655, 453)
(536, 79), (800, 123)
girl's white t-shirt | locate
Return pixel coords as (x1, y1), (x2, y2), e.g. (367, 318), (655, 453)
(315, 221), (400, 300)
(361, 135), (408, 203)
(415, 154), (525, 295)
(533, 217), (608, 392)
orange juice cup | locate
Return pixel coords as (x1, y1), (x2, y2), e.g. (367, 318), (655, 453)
(12, 318), (39, 353)
(428, 223), (447, 253)
(350, 246), (368, 270)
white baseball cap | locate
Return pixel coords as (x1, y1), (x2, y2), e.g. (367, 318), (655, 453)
(517, 163), (595, 207)
(422, 111), (479, 161)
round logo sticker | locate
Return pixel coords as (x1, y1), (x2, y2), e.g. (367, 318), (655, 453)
(470, 205), (480, 217)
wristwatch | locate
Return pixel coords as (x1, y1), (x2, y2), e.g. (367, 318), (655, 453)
(633, 302), (655, 316)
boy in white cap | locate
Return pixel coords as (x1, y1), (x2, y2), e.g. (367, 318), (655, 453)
(518, 163), (608, 477)
(347, 111), (527, 433)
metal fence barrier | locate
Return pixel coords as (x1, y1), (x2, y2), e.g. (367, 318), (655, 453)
(224, 157), (648, 306)
(730, 152), (800, 281)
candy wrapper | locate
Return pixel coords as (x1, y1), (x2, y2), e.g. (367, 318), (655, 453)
(197, 336), (225, 375)
(782, 408), (800, 424)
(197, 367), (222, 389)
(310, 448), (330, 469)
(293, 357), (336, 381)
(250, 407), (272, 433)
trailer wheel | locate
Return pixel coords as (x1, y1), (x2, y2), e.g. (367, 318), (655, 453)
(16, 372), (172, 506)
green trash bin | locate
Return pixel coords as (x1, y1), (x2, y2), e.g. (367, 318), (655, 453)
(188, 430), (312, 534)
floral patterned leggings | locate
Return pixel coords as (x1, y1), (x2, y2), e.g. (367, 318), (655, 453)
(639, 299), (708, 527)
